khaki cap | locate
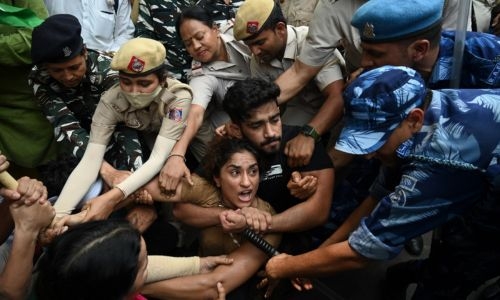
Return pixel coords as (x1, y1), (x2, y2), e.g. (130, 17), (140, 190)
(111, 38), (166, 75)
(234, 0), (276, 41)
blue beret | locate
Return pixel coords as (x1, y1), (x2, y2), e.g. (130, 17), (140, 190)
(335, 66), (427, 155)
(31, 14), (84, 65)
(351, 0), (444, 43)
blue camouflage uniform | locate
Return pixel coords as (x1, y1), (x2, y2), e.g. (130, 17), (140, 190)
(429, 30), (500, 89)
(29, 50), (144, 171)
(337, 66), (500, 298)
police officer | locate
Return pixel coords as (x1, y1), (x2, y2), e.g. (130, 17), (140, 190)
(234, 0), (345, 167)
(29, 14), (144, 187)
(158, 5), (251, 194)
(52, 37), (192, 224)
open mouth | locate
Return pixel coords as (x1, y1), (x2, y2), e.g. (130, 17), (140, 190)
(238, 190), (253, 203)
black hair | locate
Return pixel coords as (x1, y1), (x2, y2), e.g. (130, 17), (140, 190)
(35, 220), (142, 300)
(222, 78), (281, 124)
(175, 5), (215, 40)
(38, 155), (80, 198)
(201, 138), (263, 186)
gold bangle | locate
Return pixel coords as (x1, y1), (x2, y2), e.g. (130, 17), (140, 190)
(167, 153), (186, 162)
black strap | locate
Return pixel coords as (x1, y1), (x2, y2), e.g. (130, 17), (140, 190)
(114, 0), (119, 14)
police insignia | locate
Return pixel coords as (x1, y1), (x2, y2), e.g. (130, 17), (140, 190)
(128, 56), (145, 73)
(62, 46), (72, 57)
(363, 22), (375, 39)
(246, 21), (259, 34)
(168, 108), (183, 122)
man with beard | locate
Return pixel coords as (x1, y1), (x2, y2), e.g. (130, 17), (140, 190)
(233, 0), (345, 168)
(173, 78), (335, 252)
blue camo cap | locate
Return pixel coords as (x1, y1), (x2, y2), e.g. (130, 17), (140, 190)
(335, 66), (426, 155)
(351, 0), (444, 43)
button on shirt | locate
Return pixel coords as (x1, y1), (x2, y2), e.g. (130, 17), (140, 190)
(349, 88), (500, 260)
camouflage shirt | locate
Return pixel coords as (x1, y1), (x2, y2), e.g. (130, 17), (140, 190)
(196, 0), (244, 27)
(29, 50), (118, 160)
(135, 0), (194, 82)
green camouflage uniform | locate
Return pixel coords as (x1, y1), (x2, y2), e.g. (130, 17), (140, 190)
(196, 0), (244, 27)
(135, 0), (194, 83)
(28, 50), (144, 171)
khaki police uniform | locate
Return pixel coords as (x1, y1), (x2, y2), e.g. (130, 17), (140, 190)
(251, 25), (344, 126)
(279, 0), (319, 27)
(54, 78), (192, 216)
(300, 0), (463, 73)
(53, 36), (193, 217)
(188, 29), (251, 160)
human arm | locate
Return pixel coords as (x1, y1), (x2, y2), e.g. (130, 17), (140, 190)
(81, 136), (177, 221)
(265, 240), (369, 280)
(320, 195), (378, 247)
(142, 236), (280, 299)
(284, 79), (344, 167)
(0, 200), (54, 300)
(274, 59), (322, 104)
(53, 142), (106, 217)
(28, 72), (91, 160)
(111, 0), (135, 51)
(270, 168), (334, 233)
(146, 255), (234, 283)
(159, 104), (206, 194)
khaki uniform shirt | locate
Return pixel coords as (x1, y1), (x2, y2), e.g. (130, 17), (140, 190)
(251, 25), (344, 126)
(188, 29), (251, 159)
(300, 0), (466, 72)
(279, 0), (319, 27)
(91, 78), (192, 145)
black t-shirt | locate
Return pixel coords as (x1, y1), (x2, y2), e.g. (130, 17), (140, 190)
(257, 125), (333, 213)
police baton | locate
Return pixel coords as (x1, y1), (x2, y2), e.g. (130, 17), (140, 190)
(242, 228), (346, 300)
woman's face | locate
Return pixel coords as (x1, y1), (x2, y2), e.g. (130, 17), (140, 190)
(45, 52), (87, 88)
(179, 18), (222, 63)
(129, 237), (148, 297)
(119, 73), (160, 93)
(214, 150), (260, 209)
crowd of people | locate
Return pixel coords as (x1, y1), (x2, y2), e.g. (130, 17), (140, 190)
(1, 0), (500, 299)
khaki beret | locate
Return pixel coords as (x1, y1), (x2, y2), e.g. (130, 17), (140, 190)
(111, 38), (166, 75)
(234, 0), (276, 41)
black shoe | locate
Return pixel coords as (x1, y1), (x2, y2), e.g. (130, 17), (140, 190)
(404, 235), (424, 256)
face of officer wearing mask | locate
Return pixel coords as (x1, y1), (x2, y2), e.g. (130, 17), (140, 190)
(111, 37), (167, 109)
(119, 72), (163, 109)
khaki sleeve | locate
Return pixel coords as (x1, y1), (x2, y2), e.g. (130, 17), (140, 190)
(54, 143), (106, 216)
(145, 256), (200, 283)
(115, 135), (176, 197)
(180, 175), (220, 208)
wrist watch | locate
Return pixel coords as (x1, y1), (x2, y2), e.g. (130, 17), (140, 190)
(300, 125), (321, 142)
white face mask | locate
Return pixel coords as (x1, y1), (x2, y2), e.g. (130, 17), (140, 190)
(123, 85), (162, 109)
